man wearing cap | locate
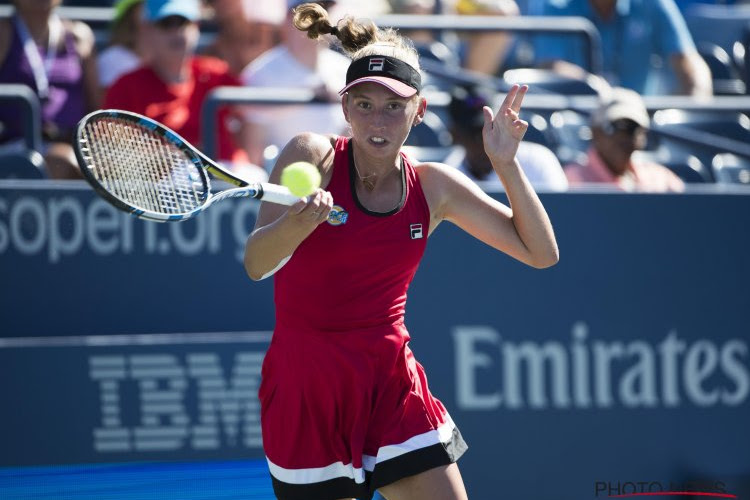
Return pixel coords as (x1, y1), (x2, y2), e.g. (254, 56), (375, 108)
(104, 0), (260, 175)
(564, 87), (685, 192)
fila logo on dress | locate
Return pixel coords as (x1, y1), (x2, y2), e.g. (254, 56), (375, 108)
(410, 223), (423, 239)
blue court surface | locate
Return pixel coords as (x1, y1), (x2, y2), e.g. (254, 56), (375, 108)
(0, 460), (275, 500)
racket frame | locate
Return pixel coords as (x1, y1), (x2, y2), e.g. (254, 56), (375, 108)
(74, 109), (301, 222)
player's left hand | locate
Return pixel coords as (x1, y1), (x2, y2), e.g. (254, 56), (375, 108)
(481, 84), (529, 167)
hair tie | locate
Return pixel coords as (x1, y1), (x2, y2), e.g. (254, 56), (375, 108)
(330, 26), (339, 36)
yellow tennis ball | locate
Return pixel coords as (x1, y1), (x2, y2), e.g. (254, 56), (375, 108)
(280, 161), (321, 197)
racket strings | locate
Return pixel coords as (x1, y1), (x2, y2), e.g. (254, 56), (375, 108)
(80, 118), (208, 215)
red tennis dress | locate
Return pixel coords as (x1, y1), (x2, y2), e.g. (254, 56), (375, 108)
(260, 137), (467, 499)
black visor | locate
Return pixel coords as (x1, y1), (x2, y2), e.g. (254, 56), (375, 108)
(339, 55), (422, 97)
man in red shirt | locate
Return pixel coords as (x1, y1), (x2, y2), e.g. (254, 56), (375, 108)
(104, 0), (259, 175)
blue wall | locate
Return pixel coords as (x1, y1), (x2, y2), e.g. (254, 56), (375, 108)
(1, 181), (748, 499)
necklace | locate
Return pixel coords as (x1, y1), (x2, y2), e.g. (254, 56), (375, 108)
(352, 149), (378, 191)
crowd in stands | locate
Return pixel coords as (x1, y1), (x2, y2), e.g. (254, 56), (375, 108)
(1, 0), (749, 191)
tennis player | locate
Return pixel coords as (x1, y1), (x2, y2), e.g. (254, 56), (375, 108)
(244, 3), (559, 499)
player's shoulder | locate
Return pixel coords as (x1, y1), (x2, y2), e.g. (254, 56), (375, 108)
(284, 132), (337, 167)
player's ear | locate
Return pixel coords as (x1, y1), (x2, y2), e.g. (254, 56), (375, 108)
(341, 93), (351, 123)
(412, 96), (427, 127)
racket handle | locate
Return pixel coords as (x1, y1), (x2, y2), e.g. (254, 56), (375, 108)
(257, 183), (305, 206)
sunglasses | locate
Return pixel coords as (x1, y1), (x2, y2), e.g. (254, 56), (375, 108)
(155, 15), (192, 30)
(606, 119), (644, 136)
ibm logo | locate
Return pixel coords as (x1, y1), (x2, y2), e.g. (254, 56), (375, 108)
(89, 352), (264, 453)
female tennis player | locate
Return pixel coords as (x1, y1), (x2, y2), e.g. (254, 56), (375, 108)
(244, 3), (559, 499)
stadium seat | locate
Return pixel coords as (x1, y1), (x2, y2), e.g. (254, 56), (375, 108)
(634, 151), (711, 184)
(684, 3), (750, 55)
(697, 42), (746, 95)
(517, 110), (556, 150)
(502, 68), (604, 95)
(712, 153), (750, 185)
(652, 108), (750, 143)
(401, 145), (461, 164)
(663, 156), (712, 184)
(405, 110), (453, 148)
(0, 149), (46, 179)
(649, 108), (749, 178)
(546, 109), (591, 164)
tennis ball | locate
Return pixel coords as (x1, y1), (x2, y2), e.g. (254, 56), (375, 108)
(280, 161), (321, 197)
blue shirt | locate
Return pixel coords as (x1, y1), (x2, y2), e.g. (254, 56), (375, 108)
(531, 0), (698, 94)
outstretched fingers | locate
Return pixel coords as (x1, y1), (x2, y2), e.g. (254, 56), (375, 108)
(510, 84), (528, 114)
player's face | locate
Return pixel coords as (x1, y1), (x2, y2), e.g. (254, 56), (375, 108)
(342, 83), (425, 157)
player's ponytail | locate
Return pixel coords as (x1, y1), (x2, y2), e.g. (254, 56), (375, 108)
(292, 3), (377, 53)
(292, 3), (421, 72)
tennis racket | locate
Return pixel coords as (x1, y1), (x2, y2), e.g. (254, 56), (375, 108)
(74, 109), (314, 222)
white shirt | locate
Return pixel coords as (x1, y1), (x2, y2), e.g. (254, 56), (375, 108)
(240, 46), (351, 151)
(97, 45), (141, 88)
(448, 141), (569, 191)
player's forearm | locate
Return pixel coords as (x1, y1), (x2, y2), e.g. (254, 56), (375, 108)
(493, 159), (559, 268)
(244, 213), (316, 280)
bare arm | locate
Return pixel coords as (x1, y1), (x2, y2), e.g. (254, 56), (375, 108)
(422, 85), (559, 268)
(671, 51), (713, 97)
(243, 132), (335, 280)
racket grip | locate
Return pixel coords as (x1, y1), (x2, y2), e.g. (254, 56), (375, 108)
(257, 182), (305, 206)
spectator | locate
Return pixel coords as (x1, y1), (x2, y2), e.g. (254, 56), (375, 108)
(97, 0), (148, 92)
(530, 0), (713, 96)
(105, 0), (265, 180)
(0, 0), (100, 178)
(238, 0), (351, 168)
(201, 0), (284, 76)
(564, 87), (685, 192)
(446, 84), (569, 191)
(388, 0), (521, 76)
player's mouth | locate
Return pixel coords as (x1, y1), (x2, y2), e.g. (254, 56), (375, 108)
(369, 136), (388, 146)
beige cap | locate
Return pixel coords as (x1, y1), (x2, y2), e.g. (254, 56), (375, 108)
(591, 87), (650, 130)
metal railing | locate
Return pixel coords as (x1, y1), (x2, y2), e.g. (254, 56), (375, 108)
(201, 87), (750, 160)
(374, 14), (603, 74)
(0, 84), (43, 152)
(0, 6), (603, 74)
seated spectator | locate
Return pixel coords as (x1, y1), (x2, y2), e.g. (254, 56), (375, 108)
(97, 0), (149, 92)
(530, 0), (713, 96)
(0, 0), (100, 178)
(446, 84), (569, 191)
(388, 0), (521, 76)
(201, 0), (284, 77)
(238, 0), (350, 168)
(105, 0), (265, 181)
(564, 87), (685, 192)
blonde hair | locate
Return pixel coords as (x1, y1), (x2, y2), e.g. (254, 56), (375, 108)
(292, 3), (421, 71)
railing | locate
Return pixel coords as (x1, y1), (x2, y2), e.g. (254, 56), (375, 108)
(374, 14), (603, 74)
(0, 84), (43, 152)
(0, 6), (603, 73)
(201, 87), (750, 160)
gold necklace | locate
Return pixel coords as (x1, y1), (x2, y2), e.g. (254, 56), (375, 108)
(352, 149), (378, 191)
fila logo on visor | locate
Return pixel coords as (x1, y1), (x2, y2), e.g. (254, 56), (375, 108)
(410, 224), (423, 239)
(368, 57), (385, 71)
